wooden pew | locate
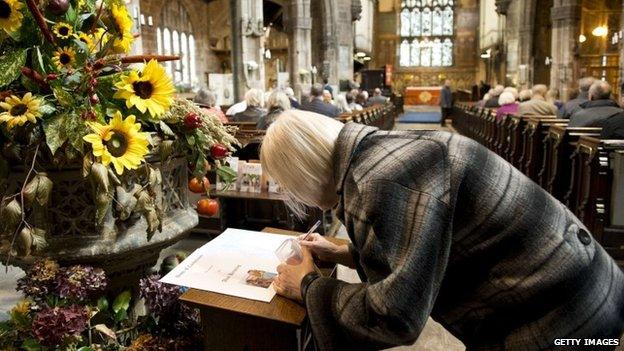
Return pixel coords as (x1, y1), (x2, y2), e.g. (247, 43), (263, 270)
(522, 118), (568, 182)
(568, 137), (624, 262)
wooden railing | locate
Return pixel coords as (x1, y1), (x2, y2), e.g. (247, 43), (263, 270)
(452, 102), (624, 264)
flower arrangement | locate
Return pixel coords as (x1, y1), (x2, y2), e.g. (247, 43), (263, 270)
(0, 0), (238, 260)
(1, 258), (201, 350)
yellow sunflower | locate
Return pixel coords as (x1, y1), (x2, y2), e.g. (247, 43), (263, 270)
(83, 111), (150, 175)
(52, 46), (76, 70)
(0, 93), (43, 130)
(114, 59), (175, 118)
(53, 22), (73, 39)
(0, 0), (24, 34)
(93, 28), (109, 49)
(110, 4), (134, 54)
(74, 32), (95, 52)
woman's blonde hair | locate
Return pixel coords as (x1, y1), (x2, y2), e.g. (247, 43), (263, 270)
(267, 91), (291, 111)
(245, 88), (264, 107)
(260, 110), (343, 217)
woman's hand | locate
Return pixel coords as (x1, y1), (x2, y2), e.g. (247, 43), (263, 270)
(274, 248), (315, 303)
(299, 234), (355, 268)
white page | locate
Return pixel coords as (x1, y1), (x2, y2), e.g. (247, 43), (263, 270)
(160, 228), (289, 302)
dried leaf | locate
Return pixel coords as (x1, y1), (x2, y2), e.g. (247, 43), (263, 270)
(1, 199), (22, 233)
(148, 168), (162, 188)
(107, 169), (121, 186)
(95, 190), (111, 226)
(159, 140), (174, 161)
(31, 228), (47, 252)
(22, 173), (53, 206)
(115, 186), (137, 221)
(91, 163), (109, 192)
(16, 227), (32, 257)
(145, 209), (160, 240)
(94, 324), (117, 341)
(134, 190), (153, 213)
(82, 154), (93, 178)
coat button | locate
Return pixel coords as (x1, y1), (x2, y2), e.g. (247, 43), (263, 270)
(577, 229), (592, 246)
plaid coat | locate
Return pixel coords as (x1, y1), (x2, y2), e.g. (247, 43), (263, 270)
(305, 123), (624, 351)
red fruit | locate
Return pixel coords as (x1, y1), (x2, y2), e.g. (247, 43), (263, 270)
(90, 94), (100, 104)
(90, 78), (98, 87)
(184, 112), (202, 129)
(188, 177), (210, 194)
(46, 73), (58, 81)
(197, 199), (219, 217)
(210, 144), (228, 160)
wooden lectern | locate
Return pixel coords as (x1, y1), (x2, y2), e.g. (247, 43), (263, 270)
(180, 227), (347, 351)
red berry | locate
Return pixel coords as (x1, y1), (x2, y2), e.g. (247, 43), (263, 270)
(184, 112), (202, 129)
(90, 94), (100, 104)
(46, 73), (58, 81)
(210, 144), (228, 160)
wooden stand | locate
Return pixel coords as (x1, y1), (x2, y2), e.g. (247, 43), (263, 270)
(180, 227), (347, 351)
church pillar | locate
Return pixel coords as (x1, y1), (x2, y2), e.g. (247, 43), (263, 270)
(550, 0), (581, 101)
(286, 0), (312, 96)
(517, 0), (536, 88)
(619, 1), (624, 95)
(231, 0), (266, 98)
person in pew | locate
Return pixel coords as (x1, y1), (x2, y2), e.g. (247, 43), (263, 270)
(601, 111), (624, 139)
(518, 84), (558, 116)
(284, 87), (301, 109)
(357, 90), (370, 108)
(256, 91), (291, 130)
(333, 94), (352, 114)
(323, 90), (334, 105)
(503, 86), (519, 101)
(232, 88), (266, 123)
(368, 88), (390, 106)
(495, 91), (519, 121)
(518, 89), (532, 102)
(569, 81), (623, 127)
(546, 88), (564, 115)
(302, 84), (341, 118)
(346, 93), (363, 112)
(484, 85), (504, 108)
(560, 76), (595, 119)
(261, 110), (624, 351)
(194, 88), (229, 124)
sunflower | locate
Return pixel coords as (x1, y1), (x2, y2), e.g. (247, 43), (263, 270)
(52, 46), (76, 70)
(0, 0), (23, 34)
(93, 28), (109, 49)
(83, 111), (150, 175)
(53, 22), (73, 39)
(110, 4), (134, 54)
(114, 59), (175, 118)
(0, 93), (43, 130)
(74, 32), (95, 52)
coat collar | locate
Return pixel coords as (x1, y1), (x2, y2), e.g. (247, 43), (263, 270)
(333, 122), (378, 196)
(579, 99), (620, 109)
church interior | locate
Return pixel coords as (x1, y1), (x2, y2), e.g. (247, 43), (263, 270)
(0, 0), (623, 350)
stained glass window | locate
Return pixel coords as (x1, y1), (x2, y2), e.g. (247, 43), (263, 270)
(399, 0), (454, 67)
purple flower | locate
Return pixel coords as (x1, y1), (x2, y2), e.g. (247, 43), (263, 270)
(31, 305), (89, 347)
(16, 259), (59, 301)
(55, 265), (107, 301)
(139, 274), (181, 317)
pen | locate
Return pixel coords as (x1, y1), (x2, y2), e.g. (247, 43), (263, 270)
(300, 220), (321, 242)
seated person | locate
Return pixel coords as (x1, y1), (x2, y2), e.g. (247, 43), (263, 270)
(569, 81), (623, 127)
(518, 84), (558, 116)
(302, 84), (341, 118)
(600, 111), (624, 139)
(233, 88), (266, 123)
(495, 92), (519, 121)
(256, 91), (291, 130)
(484, 85), (504, 108)
(194, 88), (228, 124)
(346, 93), (363, 111)
(368, 88), (389, 106)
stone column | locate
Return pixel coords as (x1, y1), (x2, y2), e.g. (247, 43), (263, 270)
(230, 0), (244, 101)
(517, 0), (536, 87)
(619, 1), (624, 95)
(550, 0), (581, 101)
(240, 0), (266, 91)
(286, 0), (312, 96)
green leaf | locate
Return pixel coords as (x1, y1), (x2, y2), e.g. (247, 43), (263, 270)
(52, 86), (75, 107)
(114, 308), (128, 323)
(112, 290), (131, 314)
(97, 296), (109, 312)
(0, 49), (27, 89)
(65, 4), (77, 23)
(77, 347), (93, 351)
(38, 104), (56, 115)
(43, 113), (69, 155)
(21, 338), (42, 351)
(34, 46), (46, 73)
(159, 121), (175, 137)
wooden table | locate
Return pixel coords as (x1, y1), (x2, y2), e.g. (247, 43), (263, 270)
(404, 86), (442, 106)
(180, 227), (348, 351)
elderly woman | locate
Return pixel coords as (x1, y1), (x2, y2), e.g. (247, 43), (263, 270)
(233, 88), (266, 123)
(256, 91), (291, 130)
(495, 91), (519, 121)
(194, 88), (228, 123)
(333, 94), (352, 114)
(261, 110), (624, 351)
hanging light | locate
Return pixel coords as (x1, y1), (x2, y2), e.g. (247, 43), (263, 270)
(592, 26), (608, 37)
(356, 52), (367, 58)
(579, 34), (587, 43)
(363, 56), (372, 61)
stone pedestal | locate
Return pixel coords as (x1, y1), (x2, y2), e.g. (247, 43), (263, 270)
(550, 0), (581, 101)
